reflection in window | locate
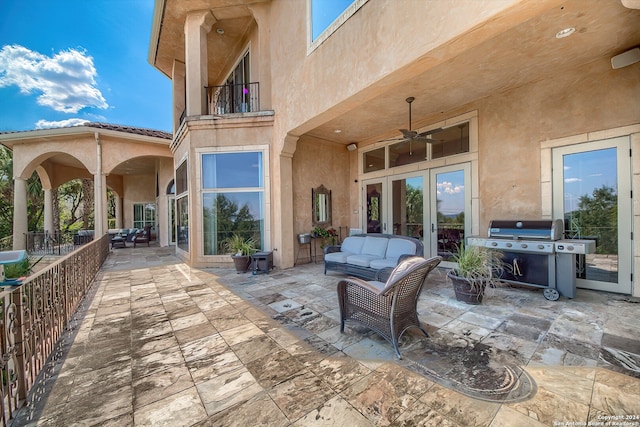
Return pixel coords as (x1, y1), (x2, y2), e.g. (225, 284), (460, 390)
(363, 147), (385, 173)
(202, 152), (263, 189)
(389, 140), (428, 167)
(431, 122), (469, 159)
(311, 0), (355, 41)
(203, 193), (264, 255)
(177, 196), (189, 251)
(202, 151), (265, 255)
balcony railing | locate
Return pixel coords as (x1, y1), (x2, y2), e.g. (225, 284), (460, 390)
(0, 234), (109, 426)
(24, 231), (93, 257)
(206, 82), (260, 115)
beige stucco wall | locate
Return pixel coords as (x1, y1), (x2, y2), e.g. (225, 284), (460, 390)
(292, 136), (351, 260)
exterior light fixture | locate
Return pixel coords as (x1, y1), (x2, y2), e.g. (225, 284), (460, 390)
(555, 27), (575, 39)
(334, 129), (342, 133)
(216, 28), (224, 35)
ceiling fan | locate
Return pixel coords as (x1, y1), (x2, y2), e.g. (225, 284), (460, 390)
(380, 97), (432, 146)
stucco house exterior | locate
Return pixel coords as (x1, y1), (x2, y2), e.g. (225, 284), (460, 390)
(1, 0), (638, 299)
(147, 0), (639, 296)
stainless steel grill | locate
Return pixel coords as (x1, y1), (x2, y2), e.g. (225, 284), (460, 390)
(467, 219), (596, 300)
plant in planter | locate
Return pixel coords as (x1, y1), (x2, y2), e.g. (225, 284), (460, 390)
(222, 234), (257, 273)
(447, 244), (505, 305)
(2, 256), (43, 284)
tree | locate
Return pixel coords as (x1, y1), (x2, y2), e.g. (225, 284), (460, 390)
(568, 185), (617, 254)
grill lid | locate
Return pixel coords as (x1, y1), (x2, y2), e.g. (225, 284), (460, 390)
(488, 219), (564, 241)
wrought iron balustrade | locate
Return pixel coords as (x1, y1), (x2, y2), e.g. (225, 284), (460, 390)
(0, 234), (109, 425)
(206, 82), (260, 115)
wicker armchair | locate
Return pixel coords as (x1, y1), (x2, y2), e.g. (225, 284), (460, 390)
(337, 256), (442, 359)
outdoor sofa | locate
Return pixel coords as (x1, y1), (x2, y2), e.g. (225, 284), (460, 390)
(323, 233), (424, 280)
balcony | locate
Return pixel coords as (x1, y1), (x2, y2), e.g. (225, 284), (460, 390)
(206, 82), (260, 115)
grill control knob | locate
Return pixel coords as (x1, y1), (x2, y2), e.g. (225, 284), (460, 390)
(567, 245), (574, 251)
(506, 243), (512, 248)
(538, 245), (545, 250)
(521, 243), (528, 248)
(557, 245), (564, 250)
(491, 242), (498, 247)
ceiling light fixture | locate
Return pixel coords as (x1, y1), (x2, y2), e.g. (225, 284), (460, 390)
(334, 129), (342, 133)
(216, 28), (224, 35)
(555, 27), (575, 39)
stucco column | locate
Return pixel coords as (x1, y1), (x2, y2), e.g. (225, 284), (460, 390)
(184, 11), (215, 116)
(172, 60), (186, 132)
(115, 196), (122, 229)
(247, 3), (272, 110)
(275, 135), (298, 269)
(94, 132), (106, 236)
(43, 187), (53, 234)
(12, 177), (27, 250)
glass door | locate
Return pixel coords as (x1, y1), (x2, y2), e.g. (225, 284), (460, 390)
(430, 164), (471, 267)
(362, 179), (386, 233)
(552, 136), (632, 294)
(390, 174), (425, 239)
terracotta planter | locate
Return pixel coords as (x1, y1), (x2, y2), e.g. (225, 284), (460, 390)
(231, 255), (251, 273)
(447, 270), (487, 305)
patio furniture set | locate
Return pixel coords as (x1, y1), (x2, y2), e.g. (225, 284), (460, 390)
(109, 226), (151, 249)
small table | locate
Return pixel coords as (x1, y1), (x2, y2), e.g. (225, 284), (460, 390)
(110, 235), (126, 249)
(251, 251), (273, 275)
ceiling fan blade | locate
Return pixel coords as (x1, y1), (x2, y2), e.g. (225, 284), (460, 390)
(399, 129), (418, 138)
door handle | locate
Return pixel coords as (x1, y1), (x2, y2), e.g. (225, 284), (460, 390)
(383, 223), (387, 231)
(431, 224), (435, 233)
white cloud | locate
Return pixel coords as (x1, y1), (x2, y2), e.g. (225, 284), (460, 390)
(35, 118), (88, 129)
(437, 180), (464, 195)
(565, 177), (582, 183)
(0, 44), (108, 113)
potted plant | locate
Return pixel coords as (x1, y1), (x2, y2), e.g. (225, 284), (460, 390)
(447, 244), (505, 304)
(222, 234), (256, 273)
(1, 255), (43, 285)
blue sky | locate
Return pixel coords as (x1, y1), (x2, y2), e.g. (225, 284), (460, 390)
(0, 0), (172, 133)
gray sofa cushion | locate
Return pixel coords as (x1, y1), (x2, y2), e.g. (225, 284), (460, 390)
(346, 254), (385, 268)
(325, 236), (366, 263)
(361, 236), (388, 258)
(385, 239), (417, 263)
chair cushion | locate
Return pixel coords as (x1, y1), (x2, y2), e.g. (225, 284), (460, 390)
(369, 258), (398, 270)
(385, 239), (418, 263)
(324, 251), (353, 263)
(341, 237), (365, 255)
(346, 254), (384, 268)
(361, 237), (388, 258)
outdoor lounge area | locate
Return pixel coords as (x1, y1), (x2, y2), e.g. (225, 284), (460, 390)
(16, 245), (640, 426)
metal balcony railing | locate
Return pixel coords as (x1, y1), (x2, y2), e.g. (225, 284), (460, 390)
(206, 82), (260, 115)
(0, 234), (109, 425)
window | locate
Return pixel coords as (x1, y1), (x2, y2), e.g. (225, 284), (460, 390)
(363, 147), (385, 173)
(363, 121), (471, 174)
(310, 0), (367, 45)
(201, 152), (265, 255)
(176, 161), (187, 195)
(175, 160), (188, 251)
(133, 203), (155, 229)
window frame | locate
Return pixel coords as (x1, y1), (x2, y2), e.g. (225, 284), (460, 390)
(197, 146), (270, 258)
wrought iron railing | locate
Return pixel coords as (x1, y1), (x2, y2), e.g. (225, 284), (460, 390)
(206, 82), (260, 115)
(0, 234), (109, 426)
(25, 231), (94, 257)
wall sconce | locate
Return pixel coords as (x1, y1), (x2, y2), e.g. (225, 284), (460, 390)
(347, 143), (357, 151)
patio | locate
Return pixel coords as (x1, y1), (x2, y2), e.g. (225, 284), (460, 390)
(15, 246), (640, 426)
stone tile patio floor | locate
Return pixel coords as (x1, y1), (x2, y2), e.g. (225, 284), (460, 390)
(15, 246), (640, 426)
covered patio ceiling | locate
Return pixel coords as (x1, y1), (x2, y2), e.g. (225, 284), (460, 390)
(304, 0), (640, 146)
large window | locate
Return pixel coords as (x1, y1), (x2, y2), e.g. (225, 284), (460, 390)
(202, 152), (265, 255)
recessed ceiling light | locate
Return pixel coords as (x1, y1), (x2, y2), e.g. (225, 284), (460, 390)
(216, 28), (224, 35)
(334, 129), (342, 133)
(555, 27), (575, 39)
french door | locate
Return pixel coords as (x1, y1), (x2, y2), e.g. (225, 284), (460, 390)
(552, 136), (632, 294)
(430, 164), (471, 268)
(361, 163), (470, 265)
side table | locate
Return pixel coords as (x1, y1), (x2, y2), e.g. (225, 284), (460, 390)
(251, 251), (273, 275)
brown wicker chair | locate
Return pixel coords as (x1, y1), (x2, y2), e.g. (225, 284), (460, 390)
(337, 255), (442, 359)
